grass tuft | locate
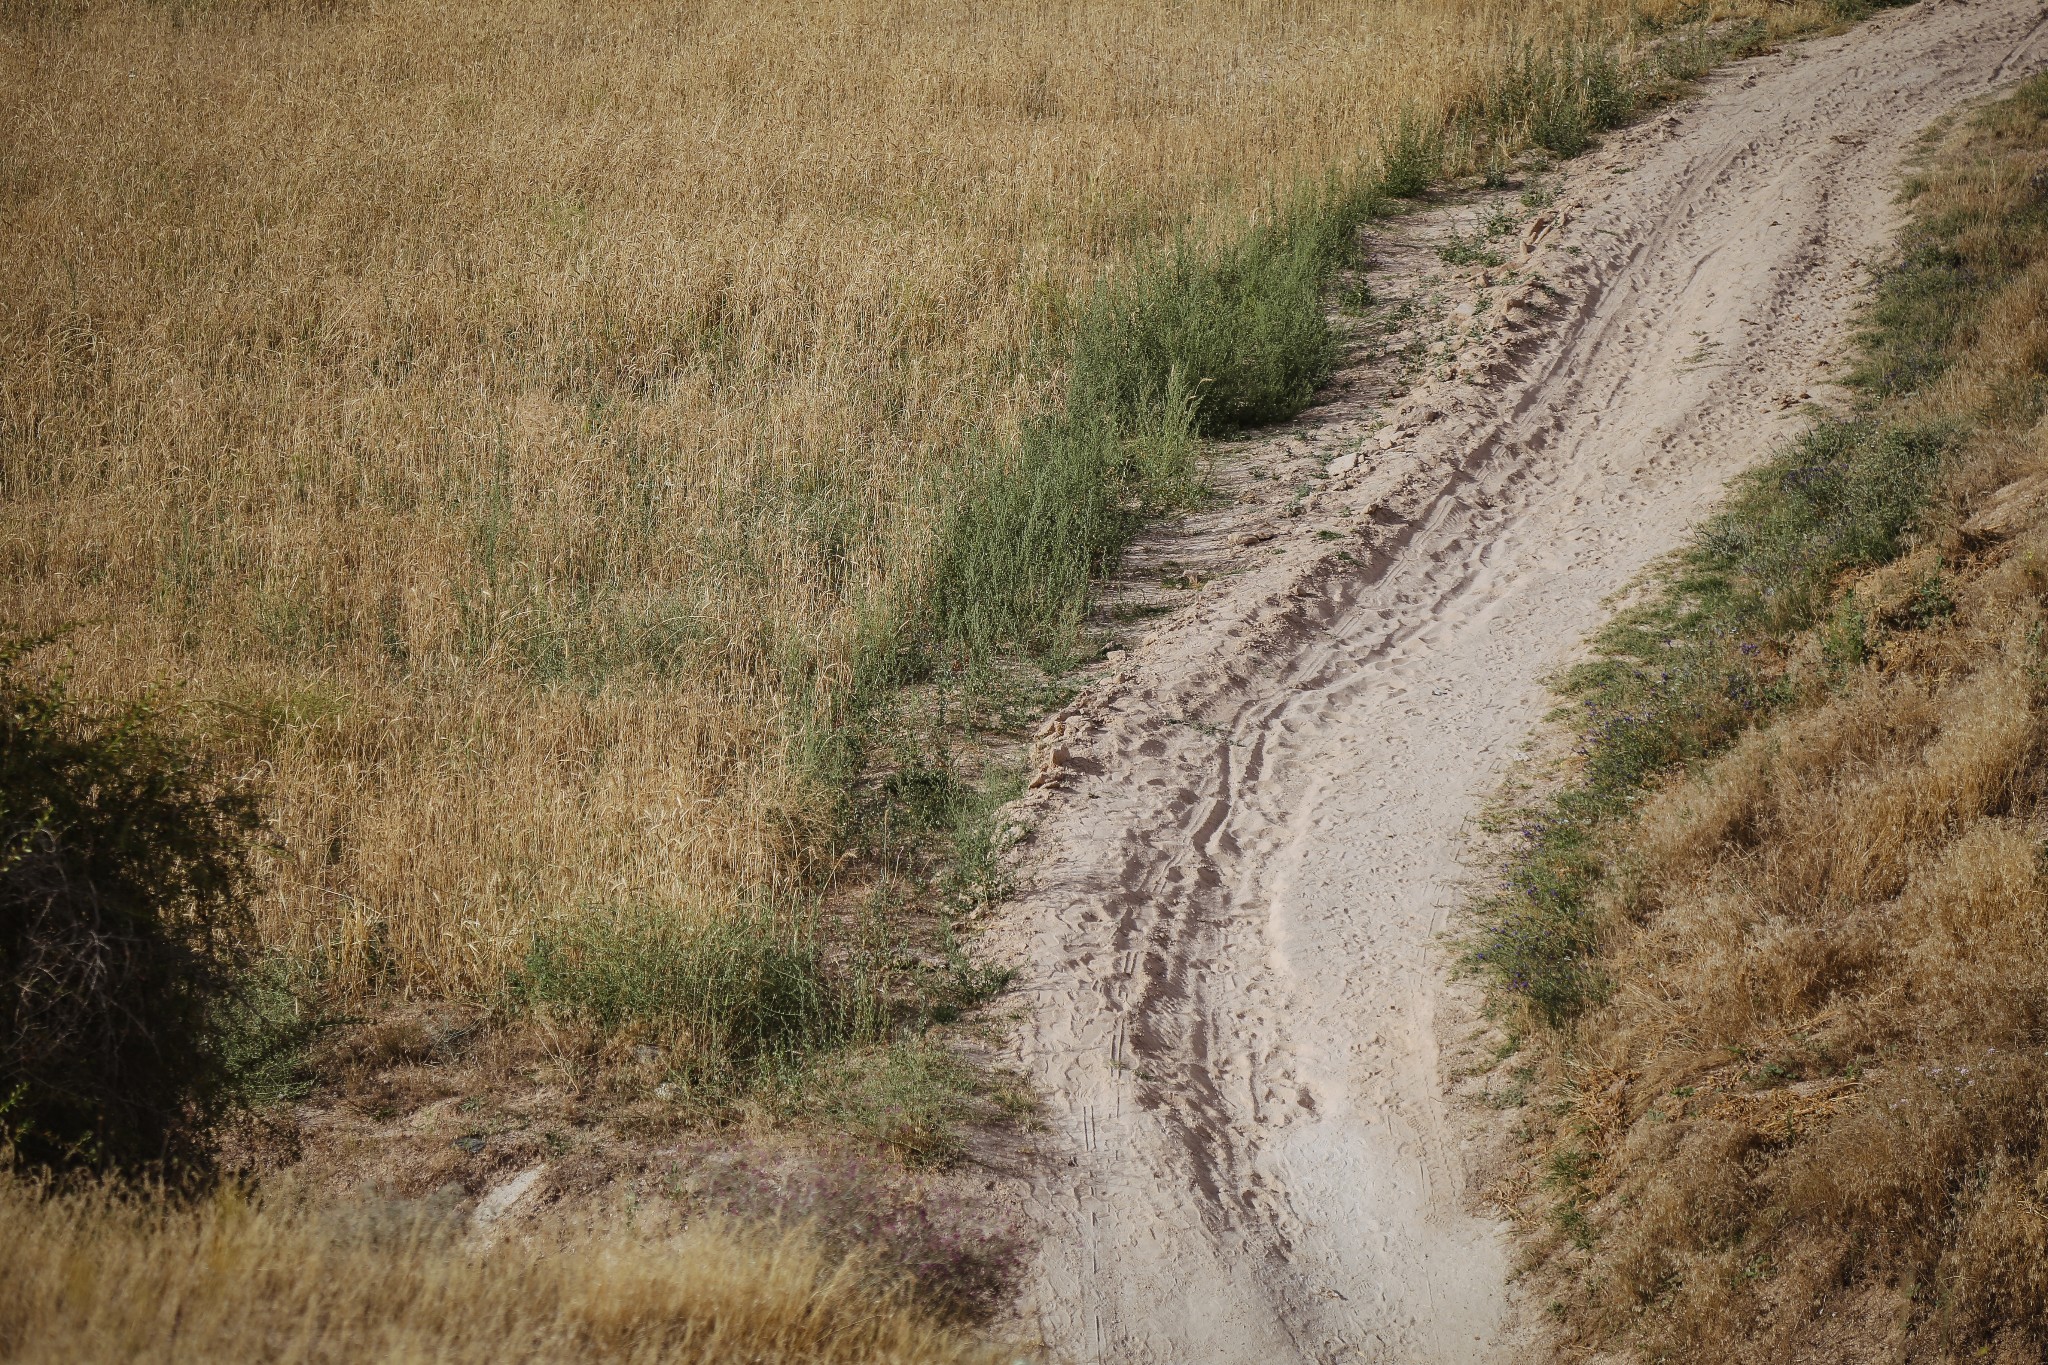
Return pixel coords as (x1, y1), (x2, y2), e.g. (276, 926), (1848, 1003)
(510, 905), (844, 1073)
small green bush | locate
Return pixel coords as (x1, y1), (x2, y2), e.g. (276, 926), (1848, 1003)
(0, 642), (270, 1180)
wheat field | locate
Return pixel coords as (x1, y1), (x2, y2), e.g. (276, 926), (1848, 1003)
(2, 0), (1707, 1003)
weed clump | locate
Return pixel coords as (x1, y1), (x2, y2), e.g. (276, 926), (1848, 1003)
(929, 177), (1381, 666)
(1464, 32), (1647, 169)
(510, 905), (840, 1074)
(1380, 110), (1445, 198)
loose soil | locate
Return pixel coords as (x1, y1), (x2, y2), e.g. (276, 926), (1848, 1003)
(987, 3), (2048, 1360)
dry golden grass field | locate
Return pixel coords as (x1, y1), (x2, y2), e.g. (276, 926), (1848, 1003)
(2, 0), (1748, 1009)
(0, 0), (1868, 1358)
(0, 1171), (1011, 1365)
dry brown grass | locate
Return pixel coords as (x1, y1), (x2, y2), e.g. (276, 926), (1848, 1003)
(0, 0), (1780, 1007)
(0, 1168), (1008, 1364)
(1512, 78), (2048, 1363)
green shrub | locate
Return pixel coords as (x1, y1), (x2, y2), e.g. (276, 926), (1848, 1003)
(0, 642), (269, 1180)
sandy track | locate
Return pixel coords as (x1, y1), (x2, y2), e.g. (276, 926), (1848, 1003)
(990, 3), (2048, 1361)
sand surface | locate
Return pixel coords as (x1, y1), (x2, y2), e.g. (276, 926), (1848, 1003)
(990, 3), (2048, 1360)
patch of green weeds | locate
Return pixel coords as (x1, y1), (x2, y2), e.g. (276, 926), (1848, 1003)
(509, 904), (847, 1076)
(1545, 1146), (1599, 1249)
(1825, 0), (1919, 20)
(1337, 274), (1375, 316)
(1437, 230), (1506, 268)
(784, 1036), (1031, 1164)
(1483, 33), (1639, 163)
(1380, 109), (1444, 198)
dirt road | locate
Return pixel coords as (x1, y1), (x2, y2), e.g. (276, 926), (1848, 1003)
(992, 3), (2048, 1360)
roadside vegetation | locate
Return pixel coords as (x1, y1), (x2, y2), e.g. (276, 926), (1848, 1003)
(1471, 71), (2048, 1363)
(0, 653), (1016, 1357)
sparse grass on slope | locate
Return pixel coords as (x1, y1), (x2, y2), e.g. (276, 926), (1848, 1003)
(1473, 72), (2048, 1364)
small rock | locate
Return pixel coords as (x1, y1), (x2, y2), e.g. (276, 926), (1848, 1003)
(1227, 528), (1277, 547)
(1375, 430), (1402, 451)
(654, 1082), (676, 1101)
(1964, 472), (2048, 539)
(632, 1044), (663, 1066)
(453, 1135), (486, 1155)
(472, 1165), (547, 1231)
(1325, 452), (1359, 477)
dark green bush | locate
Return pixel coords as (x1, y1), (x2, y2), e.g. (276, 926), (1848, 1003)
(0, 643), (268, 1180)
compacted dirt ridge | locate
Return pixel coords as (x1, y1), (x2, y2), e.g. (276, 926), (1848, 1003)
(989, 3), (2048, 1360)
